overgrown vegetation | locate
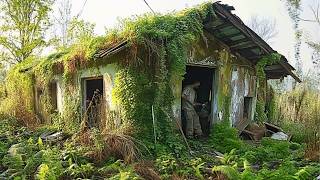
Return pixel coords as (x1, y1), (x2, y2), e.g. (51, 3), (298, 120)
(0, 1), (319, 179)
(0, 2), (218, 150)
(270, 82), (320, 162)
(255, 53), (281, 123)
(0, 116), (319, 179)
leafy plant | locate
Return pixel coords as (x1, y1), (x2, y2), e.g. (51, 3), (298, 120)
(208, 123), (246, 153)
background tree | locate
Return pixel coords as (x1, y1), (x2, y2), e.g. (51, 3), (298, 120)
(303, 3), (320, 66)
(51, 0), (93, 49)
(285, 0), (320, 77)
(248, 15), (278, 43)
(52, 0), (72, 48)
(0, 0), (53, 65)
(67, 18), (95, 44)
(285, 0), (303, 78)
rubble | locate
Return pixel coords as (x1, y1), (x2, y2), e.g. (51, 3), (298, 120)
(240, 122), (291, 142)
(40, 131), (66, 144)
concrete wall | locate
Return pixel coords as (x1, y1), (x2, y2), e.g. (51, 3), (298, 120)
(51, 64), (119, 120)
(230, 67), (257, 130)
(77, 64), (119, 112)
(171, 32), (258, 128)
(36, 33), (258, 130)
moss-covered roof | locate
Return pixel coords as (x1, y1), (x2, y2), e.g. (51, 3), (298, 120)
(18, 1), (299, 82)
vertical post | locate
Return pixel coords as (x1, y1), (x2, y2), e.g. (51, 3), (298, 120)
(151, 105), (157, 146)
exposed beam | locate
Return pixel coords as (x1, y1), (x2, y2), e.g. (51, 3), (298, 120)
(231, 44), (258, 51)
(213, 3), (273, 54)
(266, 73), (287, 77)
(95, 41), (128, 58)
(227, 38), (250, 46)
(279, 60), (301, 82)
(225, 32), (243, 38)
(267, 75), (287, 79)
(247, 55), (263, 60)
(229, 41), (254, 49)
(211, 22), (232, 30)
(265, 64), (283, 71)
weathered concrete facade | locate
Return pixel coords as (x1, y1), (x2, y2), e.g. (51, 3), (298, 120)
(34, 33), (258, 130)
(30, 2), (299, 133)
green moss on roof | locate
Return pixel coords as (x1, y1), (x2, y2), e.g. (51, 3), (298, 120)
(14, 1), (215, 82)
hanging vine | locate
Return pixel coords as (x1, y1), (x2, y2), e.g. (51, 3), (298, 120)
(255, 53), (282, 122)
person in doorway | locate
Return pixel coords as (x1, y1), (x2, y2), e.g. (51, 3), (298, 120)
(182, 81), (204, 138)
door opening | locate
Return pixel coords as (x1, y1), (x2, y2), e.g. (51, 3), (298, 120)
(182, 65), (215, 137)
(243, 97), (253, 121)
(83, 77), (104, 128)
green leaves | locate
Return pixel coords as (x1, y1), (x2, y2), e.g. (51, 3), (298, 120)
(0, 0), (53, 64)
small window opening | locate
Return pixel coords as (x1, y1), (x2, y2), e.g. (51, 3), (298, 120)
(49, 82), (58, 111)
(181, 65), (214, 138)
(83, 77), (104, 128)
(243, 97), (253, 121)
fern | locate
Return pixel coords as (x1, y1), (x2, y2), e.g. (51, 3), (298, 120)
(212, 165), (239, 180)
(37, 137), (44, 150)
(36, 164), (50, 180)
(293, 166), (320, 180)
(240, 160), (260, 180)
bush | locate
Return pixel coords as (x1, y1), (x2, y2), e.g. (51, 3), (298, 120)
(208, 123), (246, 153)
(243, 138), (303, 163)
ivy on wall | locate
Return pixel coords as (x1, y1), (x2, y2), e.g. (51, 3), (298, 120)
(1, 1), (283, 154)
(0, 3), (216, 153)
(255, 53), (281, 123)
(109, 3), (216, 153)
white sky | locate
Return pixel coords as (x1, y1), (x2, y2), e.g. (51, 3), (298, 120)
(68, 0), (320, 74)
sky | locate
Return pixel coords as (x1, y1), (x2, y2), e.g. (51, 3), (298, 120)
(67, 0), (320, 74)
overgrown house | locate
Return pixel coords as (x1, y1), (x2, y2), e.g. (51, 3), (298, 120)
(7, 2), (300, 140)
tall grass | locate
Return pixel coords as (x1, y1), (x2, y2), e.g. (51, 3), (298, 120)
(273, 86), (320, 161)
(75, 92), (145, 164)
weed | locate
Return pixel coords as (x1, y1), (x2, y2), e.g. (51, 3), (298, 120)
(133, 161), (161, 180)
(208, 123), (246, 153)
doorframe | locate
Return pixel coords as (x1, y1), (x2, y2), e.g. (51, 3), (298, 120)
(184, 64), (217, 126)
(81, 76), (104, 114)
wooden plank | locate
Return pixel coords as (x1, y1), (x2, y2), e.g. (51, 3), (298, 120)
(227, 38), (250, 46)
(211, 22), (232, 30)
(230, 41), (255, 49)
(279, 59), (301, 82)
(264, 122), (283, 133)
(212, 2), (301, 82)
(213, 4), (272, 54)
(265, 64), (283, 71)
(95, 40), (128, 58)
(247, 55), (263, 60)
(231, 45), (259, 51)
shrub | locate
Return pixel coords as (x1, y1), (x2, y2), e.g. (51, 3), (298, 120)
(243, 138), (303, 163)
(275, 86), (320, 161)
(155, 153), (178, 178)
(208, 123), (246, 153)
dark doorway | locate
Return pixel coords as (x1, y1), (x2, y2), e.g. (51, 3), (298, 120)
(182, 65), (215, 137)
(83, 77), (104, 128)
(243, 97), (253, 121)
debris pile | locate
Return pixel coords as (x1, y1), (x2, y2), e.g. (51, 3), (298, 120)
(240, 122), (291, 142)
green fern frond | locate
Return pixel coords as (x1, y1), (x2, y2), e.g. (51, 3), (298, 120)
(212, 165), (239, 180)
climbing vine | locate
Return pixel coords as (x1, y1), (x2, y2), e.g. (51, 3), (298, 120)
(255, 53), (282, 122)
(2, 2), (284, 152)
(110, 3), (216, 153)
(0, 2), (216, 151)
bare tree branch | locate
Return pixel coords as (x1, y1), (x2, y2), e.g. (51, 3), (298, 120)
(247, 15), (278, 43)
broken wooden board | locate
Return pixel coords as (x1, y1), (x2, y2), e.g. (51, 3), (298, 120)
(264, 122), (283, 133)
